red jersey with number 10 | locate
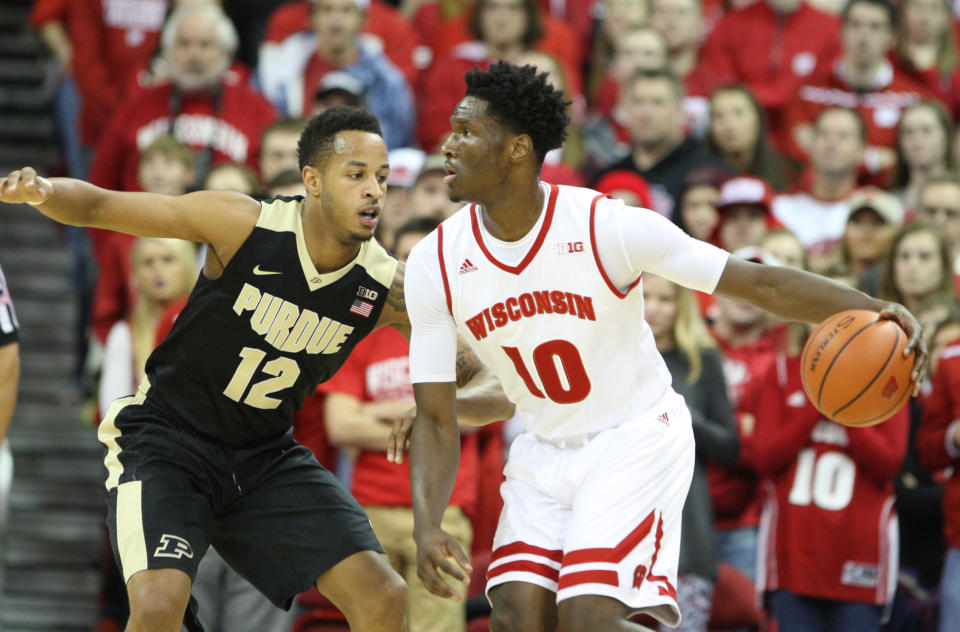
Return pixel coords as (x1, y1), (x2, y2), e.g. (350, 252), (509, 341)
(753, 355), (908, 604)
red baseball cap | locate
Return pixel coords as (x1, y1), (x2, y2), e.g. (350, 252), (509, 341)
(594, 170), (654, 210)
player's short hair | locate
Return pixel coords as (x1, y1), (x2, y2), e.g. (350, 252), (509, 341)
(464, 61), (570, 164)
(842, 0), (896, 28)
(814, 106), (867, 144)
(393, 216), (441, 251)
(140, 135), (195, 169)
(262, 117), (307, 144)
(297, 107), (383, 171)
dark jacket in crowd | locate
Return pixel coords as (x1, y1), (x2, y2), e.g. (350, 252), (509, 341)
(662, 347), (739, 580)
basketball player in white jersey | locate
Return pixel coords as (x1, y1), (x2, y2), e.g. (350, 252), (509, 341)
(398, 63), (927, 631)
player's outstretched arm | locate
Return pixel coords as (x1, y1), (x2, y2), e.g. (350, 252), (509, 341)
(714, 256), (928, 392)
(0, 167), (259, 254)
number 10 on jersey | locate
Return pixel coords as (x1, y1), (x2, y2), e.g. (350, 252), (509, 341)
(503, 339), (591, 404)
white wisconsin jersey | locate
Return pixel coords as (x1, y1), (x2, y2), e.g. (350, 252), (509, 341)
(436, 184), (675, 439)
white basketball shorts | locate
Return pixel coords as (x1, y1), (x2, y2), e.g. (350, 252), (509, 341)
(485, 391), (695, 627)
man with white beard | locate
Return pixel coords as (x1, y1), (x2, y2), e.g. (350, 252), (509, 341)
(88, 3), (277, 194)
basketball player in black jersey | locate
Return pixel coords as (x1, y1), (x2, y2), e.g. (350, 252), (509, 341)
(0, 108), (513, 632)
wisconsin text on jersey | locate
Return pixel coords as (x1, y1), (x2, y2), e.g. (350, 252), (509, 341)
(464, 290), (597, 341)
(232, 282), (355, 354)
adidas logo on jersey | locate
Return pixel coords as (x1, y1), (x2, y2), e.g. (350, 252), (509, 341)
(459, 259), (478, 275)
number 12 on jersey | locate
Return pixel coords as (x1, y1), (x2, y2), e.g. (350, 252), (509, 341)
(223, 347), (301, 409)
(503, 339), (591, 404)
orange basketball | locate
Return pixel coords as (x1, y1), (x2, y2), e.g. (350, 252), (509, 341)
(801, 309), (914, 427)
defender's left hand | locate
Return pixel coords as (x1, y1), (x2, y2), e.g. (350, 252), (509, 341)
(878, 303), (928, 396)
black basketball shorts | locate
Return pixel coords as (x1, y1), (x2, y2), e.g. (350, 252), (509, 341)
(97, 392), (383, 611)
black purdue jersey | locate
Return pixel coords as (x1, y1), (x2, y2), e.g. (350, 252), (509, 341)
(144, 197), (398, 446)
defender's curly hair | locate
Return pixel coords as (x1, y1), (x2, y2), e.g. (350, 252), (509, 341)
(298, 106), (382, 171)
(464, 61), (571, 164)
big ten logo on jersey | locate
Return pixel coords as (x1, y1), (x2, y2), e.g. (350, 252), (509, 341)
(556, 241), (584, 254)
(464, 290), (596, 341)
(357, 286), (379, 301)
(232, 283), (354, 355)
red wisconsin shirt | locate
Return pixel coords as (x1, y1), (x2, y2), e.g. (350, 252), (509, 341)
(88, 77), (277, 192)
(784, 60), (930, 162)
(708, 328), (782, 530)
(918, 344), (960, 550)
(319, 327), (479, 513)
(751, 355), (907, 604)
(701, 1), (840, 143)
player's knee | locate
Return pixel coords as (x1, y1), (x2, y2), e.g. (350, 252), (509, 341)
(126, 570), (190, 631)
(382, 572), (408, 619)
(126, 599), (185, 631)
(362, 570), (408, 624)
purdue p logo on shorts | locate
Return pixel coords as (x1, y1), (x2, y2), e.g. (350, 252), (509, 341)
(154, 534), (195, 559)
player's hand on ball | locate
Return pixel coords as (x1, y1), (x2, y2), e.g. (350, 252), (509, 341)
(878, 302), (927, 395)
(386, 406), (415, 464)
(415, 526), (472, 600)
(0, 167), (53, 206)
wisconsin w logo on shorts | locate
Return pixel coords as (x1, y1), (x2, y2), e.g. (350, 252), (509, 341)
(154, 534), (195, 559)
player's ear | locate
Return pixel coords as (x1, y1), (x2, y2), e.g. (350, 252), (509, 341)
(508, 134), (534, 163)
(302, 165), (322, 198)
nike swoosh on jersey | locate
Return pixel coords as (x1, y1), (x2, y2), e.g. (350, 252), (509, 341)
(253, 265), (282, 276)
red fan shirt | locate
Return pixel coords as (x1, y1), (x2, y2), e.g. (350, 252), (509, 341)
(708, 328), (783, 530)
(752, 354), (908, 604)
(917, 343), (960, 550)
(783, 60), (931, 163)
(68, 0), (170, 144)
(701, 1), (840, 146)
(319, 326), (479, 514)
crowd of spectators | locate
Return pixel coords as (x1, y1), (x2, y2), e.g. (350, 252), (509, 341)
(18, 0), (960, 630)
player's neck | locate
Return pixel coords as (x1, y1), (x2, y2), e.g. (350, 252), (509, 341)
(300, 199), (363, 272)
(477, 177), (546, 242)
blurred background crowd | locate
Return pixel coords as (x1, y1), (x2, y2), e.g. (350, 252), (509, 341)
(1, 0), (960, 630)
